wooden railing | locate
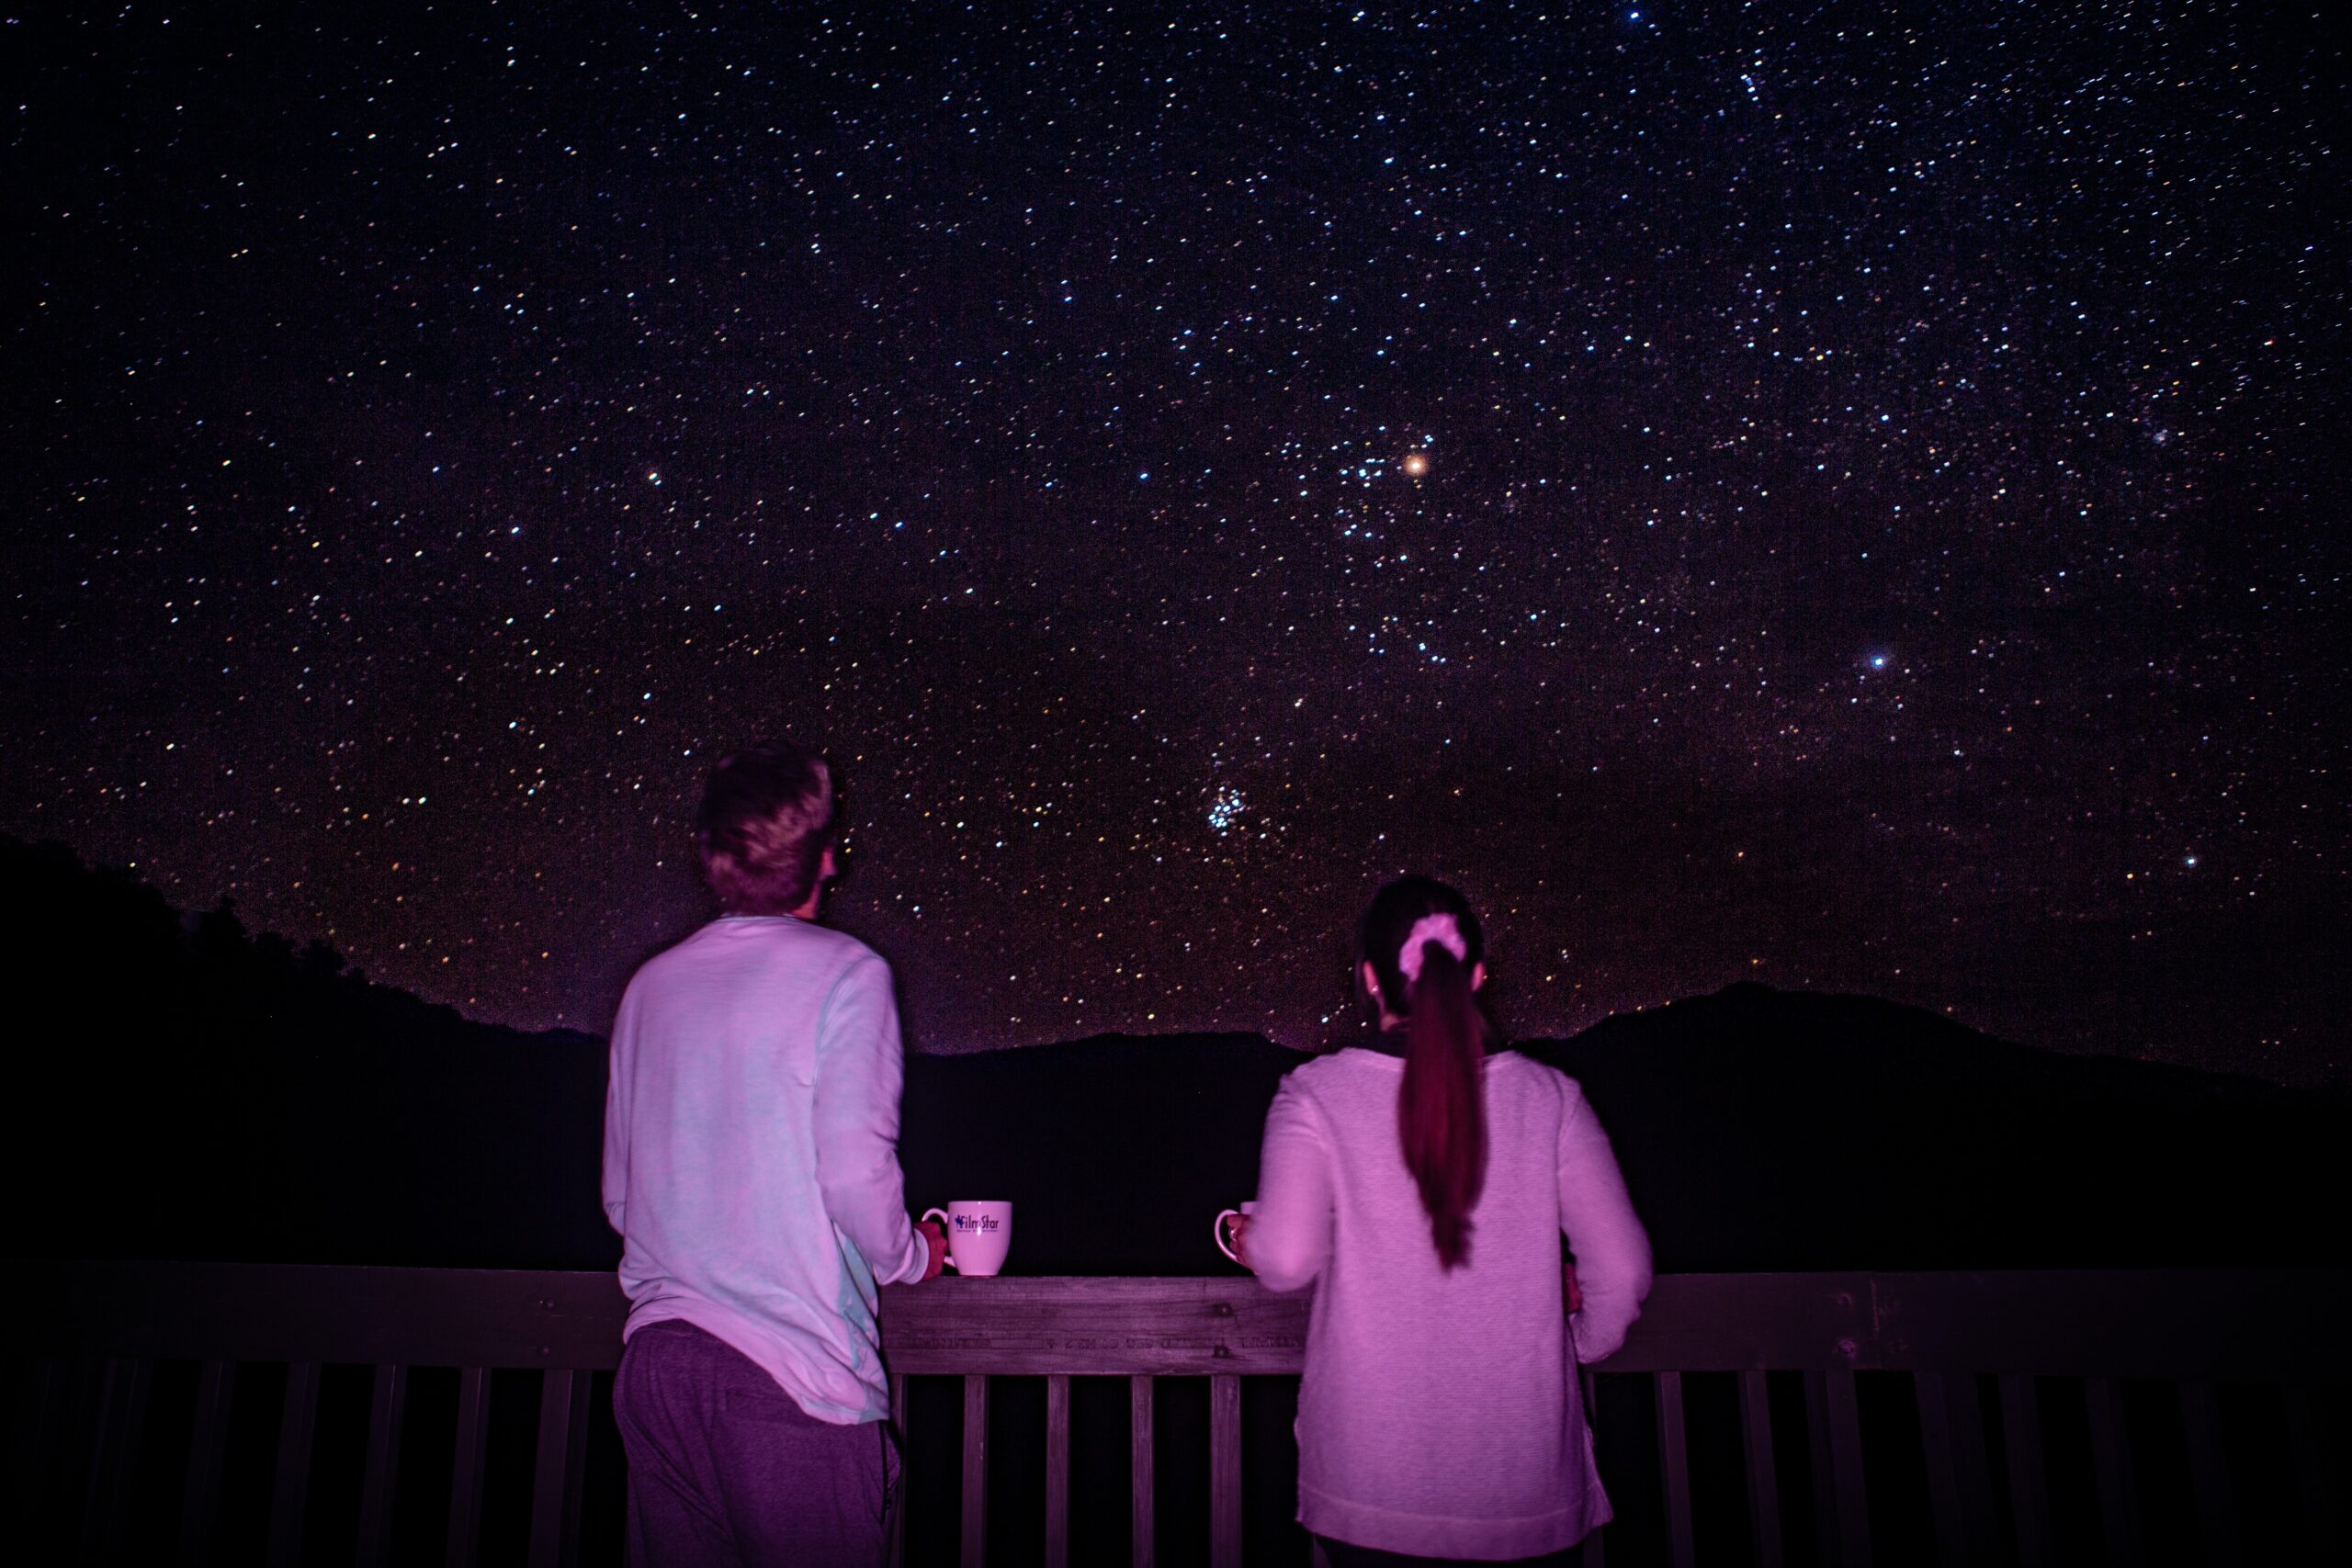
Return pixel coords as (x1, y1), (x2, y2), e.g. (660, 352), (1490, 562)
(6, 1263), (2348, 1566)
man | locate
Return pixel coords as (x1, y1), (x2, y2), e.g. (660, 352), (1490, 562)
(603, 742), (945, 1566)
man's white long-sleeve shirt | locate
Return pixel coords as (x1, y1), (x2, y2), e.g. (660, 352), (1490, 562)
(602, 915), (930, 1424)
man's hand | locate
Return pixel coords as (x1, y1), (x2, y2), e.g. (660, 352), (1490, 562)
(917, 1218), (948, 1282)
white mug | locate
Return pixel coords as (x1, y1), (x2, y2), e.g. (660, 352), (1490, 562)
(1213, 1201), (1257, 1265)
(921, 1201), (1013, 1277)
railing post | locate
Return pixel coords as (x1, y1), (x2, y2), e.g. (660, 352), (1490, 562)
(1738, 1370), (1783, 1568)
(71, 1357), (116, 1562)
(1825, 1368), (1871, 1568)
(1130, 1374), (1155, 1568)
(530, 1367), (588, 1568)
(889, 1373), (910, 1568)
(2284, 1387), (2342, 1564)
(2083, 1377), (2143, 1568)
(1997, 1374), (2050, 1568)
(1044, 1374), (1070, 1568)
(1912, 1371), (1968, 1568)
(447, 1366), (492, 1568)
(1581, 1366), (1607, 1568)
(356, 1365), (409, 1568)
(1656, 1371), (1696, 1568)
(960, 1373), (989, 1568)
(265, 1361), (320, 1568)
(2179, 1382), (2240, 1568)
(177, 1359), (234, 1568)
(1802, 1371), (1838, 1568)
(1211, 1373), (1244, 1568)
(91, 1357), (153, 1568)
(1951, 1373), (2002, 1565)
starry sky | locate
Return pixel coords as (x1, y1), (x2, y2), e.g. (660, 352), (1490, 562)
(6, 3), (2346, 1084)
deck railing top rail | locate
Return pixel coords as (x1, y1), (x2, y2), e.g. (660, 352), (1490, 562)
(23, 1260), (2352, 1382)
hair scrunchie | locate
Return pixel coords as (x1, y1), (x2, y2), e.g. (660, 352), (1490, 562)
(1396, 912), (1469, 987)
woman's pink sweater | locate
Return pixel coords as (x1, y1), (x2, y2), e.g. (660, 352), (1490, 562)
(1250, 1048), (1652, 1560)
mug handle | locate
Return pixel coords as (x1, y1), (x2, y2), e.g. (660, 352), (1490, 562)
(1214, 1208), (1245, 1265)
(920, 1208), (958, 1271)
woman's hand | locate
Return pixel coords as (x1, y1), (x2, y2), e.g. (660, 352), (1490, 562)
(918, 1217), (948, 1282)
(1226, 1214), (1251, 1269)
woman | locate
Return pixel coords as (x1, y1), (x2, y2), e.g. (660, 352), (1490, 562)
(1236, 877), (1651, 1564)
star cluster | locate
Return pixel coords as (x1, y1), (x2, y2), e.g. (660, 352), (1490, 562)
(4, 2), (2345, 1082)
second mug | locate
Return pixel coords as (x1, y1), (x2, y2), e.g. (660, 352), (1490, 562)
(1214, 1201), (1257, 1265)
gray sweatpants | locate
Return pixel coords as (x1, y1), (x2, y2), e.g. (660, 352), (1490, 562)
(615, 1320), (899, 1568)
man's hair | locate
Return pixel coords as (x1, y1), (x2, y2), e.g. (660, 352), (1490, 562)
(693, 743), (836, 914)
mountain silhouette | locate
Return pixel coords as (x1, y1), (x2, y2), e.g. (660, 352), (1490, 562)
(6, 835), (2345, 1273)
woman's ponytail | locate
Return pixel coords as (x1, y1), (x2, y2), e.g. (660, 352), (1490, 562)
(1363, 879), (1490, 1271)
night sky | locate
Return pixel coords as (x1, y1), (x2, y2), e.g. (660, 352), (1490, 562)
(6, 4), (2345, 1084)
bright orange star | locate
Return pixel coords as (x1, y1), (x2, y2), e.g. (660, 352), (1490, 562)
(1400, 451), (1430, 478)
